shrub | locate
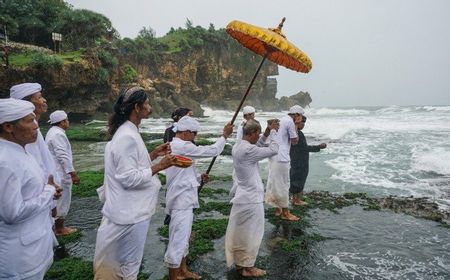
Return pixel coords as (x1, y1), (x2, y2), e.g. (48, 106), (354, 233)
(121, 64), (138, 83)
(96, 67), (110, 84)
(30, 53), (63, 69)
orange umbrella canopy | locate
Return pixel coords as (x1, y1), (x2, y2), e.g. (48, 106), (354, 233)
(226, 18), (312, 73)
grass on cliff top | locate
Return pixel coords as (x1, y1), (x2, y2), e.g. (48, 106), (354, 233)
(9, 50), (85, 67)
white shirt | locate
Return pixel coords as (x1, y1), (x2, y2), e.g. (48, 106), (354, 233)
(45, 126), (75, 184)
(236, 121), (245, 142)
(166, 136), (226, 210)
(231, 130), (278, 204)
(102, 121), (162, 225)
(0, 139), (56, 279)
(275, 115), (297, 162)
(25, 124), (57, 182)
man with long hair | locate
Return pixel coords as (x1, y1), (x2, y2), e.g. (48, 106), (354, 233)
(94, 87), (177, 280)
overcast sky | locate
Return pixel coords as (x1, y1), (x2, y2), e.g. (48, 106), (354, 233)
(66, 0), (450, 107)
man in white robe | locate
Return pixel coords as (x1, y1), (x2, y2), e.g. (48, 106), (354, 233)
(265, 105), (303, 221)
(225, 119), (279, 278)
(45, 110), (80, 235)
(0, 98), (59, 279)
(10, 83), (61, 216)
(164, 116), (233, 280)
(235, 105), (255, 141)
(93, 87), (176, 280)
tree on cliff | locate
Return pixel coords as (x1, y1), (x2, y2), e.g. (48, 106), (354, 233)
(0, 0), (118, 50)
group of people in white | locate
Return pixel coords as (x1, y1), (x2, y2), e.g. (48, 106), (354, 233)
(0, 84), (326, 279)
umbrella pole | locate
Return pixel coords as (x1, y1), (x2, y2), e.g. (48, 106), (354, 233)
(199, 54), (268, 192)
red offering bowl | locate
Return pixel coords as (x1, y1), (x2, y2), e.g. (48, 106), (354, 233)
(174, 155), (193, 168)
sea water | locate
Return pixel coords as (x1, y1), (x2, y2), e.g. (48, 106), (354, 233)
(70, 105), (450, 279)
(138, 105), (450, 208)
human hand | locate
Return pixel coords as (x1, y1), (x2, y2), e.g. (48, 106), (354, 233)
(201, 173), (209, 184)
(151, 142), (171, 159)
(71, 172), (80, 185)
(158, 154), (177, 170)
(222, 122), (234, 139)
(53, 185), (63, 200)
(319, 143), (327, 149)
(267, 119), (280, 131)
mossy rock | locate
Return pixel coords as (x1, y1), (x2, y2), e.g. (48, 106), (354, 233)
(73, 171), (104, 197)
(44, 257), (149, 280)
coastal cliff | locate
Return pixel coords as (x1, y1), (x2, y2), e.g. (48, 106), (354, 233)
(0, 31), (311, 119)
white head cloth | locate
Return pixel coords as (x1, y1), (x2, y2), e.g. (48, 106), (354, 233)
(0, 98), (35, 124)
(48, 110), (68, 124)
(10, 83), (42, 100)
(289, 105), (305, 115)
(173, 116), (201, 132)
(242, 106), (255, 115)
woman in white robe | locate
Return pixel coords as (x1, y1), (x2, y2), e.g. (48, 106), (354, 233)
(164, 116), (233, 280)
(93, 87), (176, 280)
(226, 119), (278, 278)
(0, 98), (58, 280)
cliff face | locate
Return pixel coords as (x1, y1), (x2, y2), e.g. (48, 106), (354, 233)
(0, 43), (281, 119)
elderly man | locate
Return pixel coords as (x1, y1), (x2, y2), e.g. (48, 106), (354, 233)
(45, 110), (80, 236)
(265, 105), (304, 221)
(235, 105), (256, 141)
(225, 119), (279, 278)
(10, 83), (60, 212)
(94, 87), (177, 280)
(0, 98), (60, 279)
(165, 116), (233, 280)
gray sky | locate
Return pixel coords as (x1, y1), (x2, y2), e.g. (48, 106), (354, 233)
(66, 0), (450, 107)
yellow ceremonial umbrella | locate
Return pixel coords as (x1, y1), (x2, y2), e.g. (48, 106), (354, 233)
(201, 18), (312, 189)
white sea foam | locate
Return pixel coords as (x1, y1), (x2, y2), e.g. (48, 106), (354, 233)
(412, 148), (450, 176)
(309, 107), (371, 116)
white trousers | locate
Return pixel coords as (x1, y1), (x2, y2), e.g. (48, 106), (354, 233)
(56, 181), (72, 218)
(265, 160), (290, 208)
(164, 209), (194, 268)
(94, 217), (150, 280)
(225, 203), (264, 267)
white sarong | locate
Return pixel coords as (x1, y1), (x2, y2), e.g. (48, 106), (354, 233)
(56, 181), (72, 218)
(164, 209), (193, 268)
(225, 203), (264, 267)
(265, 160), (290, 208)
(94, 217), (150, 280)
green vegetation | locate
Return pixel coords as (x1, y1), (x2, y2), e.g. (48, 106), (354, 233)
(121, 63), (138, 83)
(197, 199), (231, 216)
(1, 1), (117, 50)
(30, 52), (64, 69)
(56, 231), (82, 245)
(66, 125), (107, 141)
(45, 257), (93, 280)
(9, 50), (85, 68)
(145, 140), (164, 152)
(73, 171), (104, 197)
(199, 187), (229, 197)
(159, 218), (228, 261)
(44, 257), (149, 280)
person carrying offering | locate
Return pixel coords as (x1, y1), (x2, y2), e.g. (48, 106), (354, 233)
(164, 115), (233, 280)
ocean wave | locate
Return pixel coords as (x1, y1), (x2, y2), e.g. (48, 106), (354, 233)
(412, 148), (450, 176)
(420, 106), (450, 112)
(309, 107), (371, 116)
